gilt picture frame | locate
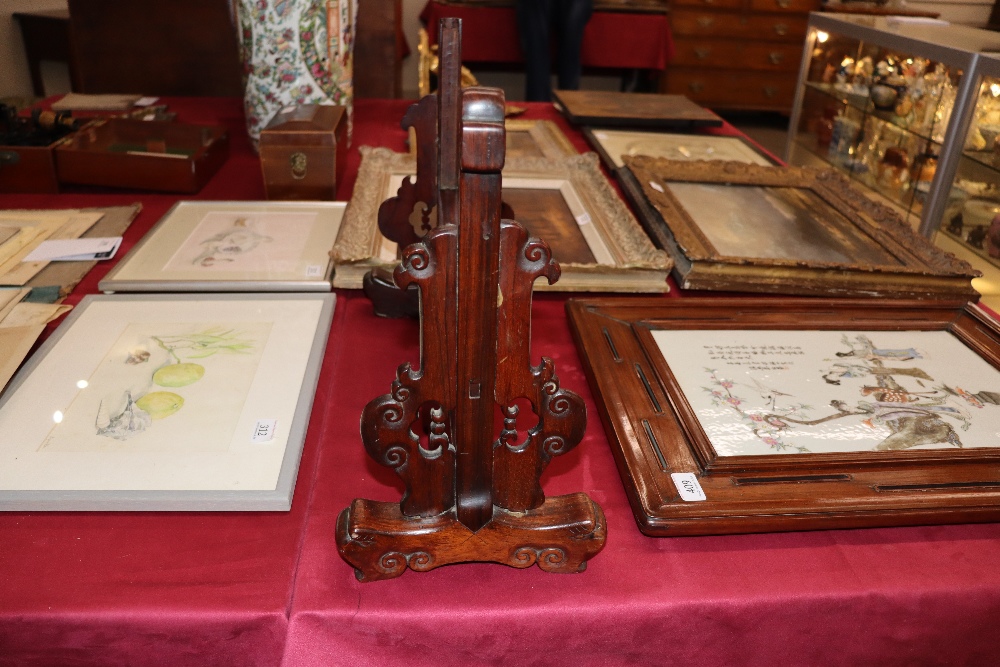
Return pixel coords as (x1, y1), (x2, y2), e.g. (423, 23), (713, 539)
(409, 119), (577, 161)
(620, 156), (980, 299)
(0, 293), (335, 511)
(568, 296), (1000, 536)
(332, 147), (670, 292)
(99, 201), (346, 293)
(584, 128), (775, 171)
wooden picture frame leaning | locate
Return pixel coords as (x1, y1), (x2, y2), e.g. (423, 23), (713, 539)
(568, 296), (1000, 536)
(621, 156), (980, 300)
(333, 147), (670, 291)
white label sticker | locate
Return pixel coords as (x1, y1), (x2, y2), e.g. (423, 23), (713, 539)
(575, 213), (592, 226)
(649, 181), (665, 193)
(252, 419), (278, 443)
(306, 264), (324, 278)
(670, 473), (706, 502)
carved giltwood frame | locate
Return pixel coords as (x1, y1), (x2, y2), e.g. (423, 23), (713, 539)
(621, 156), (980, 300)
(333, 147), (670, 291)
(409, 119), (577, 161)
(568, 296), (1000, 536)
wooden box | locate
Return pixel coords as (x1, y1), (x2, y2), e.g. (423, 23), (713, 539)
(0, 140), (61, 193)
(54, 118), (229, 193)
(259, 105), (347, 201)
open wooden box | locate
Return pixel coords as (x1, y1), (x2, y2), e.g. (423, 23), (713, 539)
(54, 118), (229, 193)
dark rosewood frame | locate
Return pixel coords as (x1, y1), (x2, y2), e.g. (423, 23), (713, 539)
(567, 296), (1000, 536)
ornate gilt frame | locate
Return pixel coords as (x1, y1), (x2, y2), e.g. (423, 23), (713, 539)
(332, 147), (670, 292)
(621, 156), (980, 300)
(409, 119), (577, 161)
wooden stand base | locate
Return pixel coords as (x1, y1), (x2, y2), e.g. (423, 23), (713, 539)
(336, 492), (606, 582)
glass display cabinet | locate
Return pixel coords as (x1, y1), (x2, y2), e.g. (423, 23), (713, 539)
(785, 13), (1000, 296)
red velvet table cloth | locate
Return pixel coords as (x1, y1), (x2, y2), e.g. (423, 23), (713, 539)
(2, 98), (1000, 666)
(420, 1), (674, 70)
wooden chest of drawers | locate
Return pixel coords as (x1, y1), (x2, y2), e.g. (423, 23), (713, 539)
(664, 0), (819, 112)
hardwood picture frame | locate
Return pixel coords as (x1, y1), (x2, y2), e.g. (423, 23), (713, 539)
(0, 293), (335, 511)
(553, 90), (723, 129)
(99, 201), (346, 293)
(568, 296), (1000, 536)
(621, 156), (980, 300)
(584, 128), (776, 172)
(332, 147), (671, 291)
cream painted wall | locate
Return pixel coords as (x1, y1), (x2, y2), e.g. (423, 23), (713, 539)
(1, 0), (70, 98)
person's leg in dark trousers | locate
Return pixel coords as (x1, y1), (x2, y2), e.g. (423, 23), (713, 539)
(553, 0), (593, 92)
(516, 0), (555, 101)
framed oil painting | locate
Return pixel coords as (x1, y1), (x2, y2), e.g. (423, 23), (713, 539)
(409, 119), (576, 161)
(332, 147), (670, 292)
(0, 293), (335, 511)
(620, 156), (980, 300)
(567, 296), (1000, 536)
(584, 128), (775, 172)
(99, 201), (346, 293)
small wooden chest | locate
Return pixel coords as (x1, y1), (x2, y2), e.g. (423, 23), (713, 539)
(259, 105), (347, 201)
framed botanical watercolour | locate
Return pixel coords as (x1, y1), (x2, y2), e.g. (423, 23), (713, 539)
(0, 293), (335, 511)
(332, 147), (671, 292)
(553, 90), (723, 129)
(620, 156), (980, 300)
(99, 201), (346, 293)
(568, 296), (1000, 536)
(584, 128), (775, 172)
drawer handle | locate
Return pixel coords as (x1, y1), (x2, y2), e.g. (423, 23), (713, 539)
(776, 0), (791, 7)
(773, 23), (788, 36)
(689, 81), (705, 93)
(694, 47), (711, 60)
(0, 151), (20, 166)
(763, 86), (778, 98)
(697, 16), (714, 28)
(769, 51), (785, 64)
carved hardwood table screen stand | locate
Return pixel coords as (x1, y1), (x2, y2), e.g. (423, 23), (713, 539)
(336, 19), (606, 582)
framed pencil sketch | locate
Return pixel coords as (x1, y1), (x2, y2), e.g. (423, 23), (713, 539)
(567, 296), (1000, 536)
(0, 293), (336, 511)
(333, 147), (670, 292)
(584, 128), (775, 172)
(620, 156), (979, 300)
(99, 201), (346, 293)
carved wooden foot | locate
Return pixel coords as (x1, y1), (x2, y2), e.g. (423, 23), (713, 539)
(336, 492), (606, 582)
(362, 268), (419, 319)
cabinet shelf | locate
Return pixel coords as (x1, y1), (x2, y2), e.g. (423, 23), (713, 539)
(787, 13), (1000, 284)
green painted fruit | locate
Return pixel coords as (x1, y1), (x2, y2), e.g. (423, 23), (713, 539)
(135, 391), (184, 419)
(152, 363), (205, 387)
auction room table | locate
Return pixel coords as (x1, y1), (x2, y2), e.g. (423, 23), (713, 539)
(2, 98), (1000, 666)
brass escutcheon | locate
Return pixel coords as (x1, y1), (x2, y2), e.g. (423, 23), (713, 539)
(290, 152), (308, 179)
